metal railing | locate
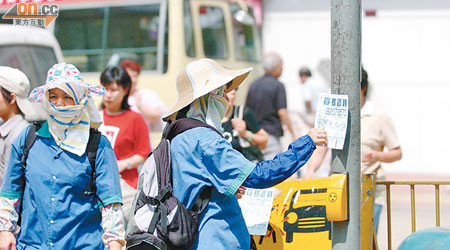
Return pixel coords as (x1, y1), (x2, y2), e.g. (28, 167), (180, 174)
(375, 181), (450, 250)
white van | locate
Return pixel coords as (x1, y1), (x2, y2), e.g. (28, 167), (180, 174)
(0, 24), (63, 90)
(0, 24), (63, 120)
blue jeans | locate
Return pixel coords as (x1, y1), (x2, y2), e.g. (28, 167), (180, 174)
(374, 203), (382, 233)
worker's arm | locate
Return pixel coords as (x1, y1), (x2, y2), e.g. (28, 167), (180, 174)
(232, 117), (269, 150)
(362, 147), (402, 165)
(303, 146), (328, 178)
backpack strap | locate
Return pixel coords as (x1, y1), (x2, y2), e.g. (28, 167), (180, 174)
(19, 122), (104, 226)
(84, 127), (105, 208)
(163, 118), (221, 213)
(18, 121), (44, 226)
(164, 118), (223, 141)
(21, 121), (44, 168)
(191, 186), (212, 213)
(147, 185), (172, 234)
(86, 128), (100, 171)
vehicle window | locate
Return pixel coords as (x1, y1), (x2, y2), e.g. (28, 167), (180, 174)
(55, 3), (168, 73)
(55, 8), (104, 50)
(199, 6), (228, 59)
(108, 4), (163, 71)
(230, 4), (261, 62)
(0, 45), (58, 90)
(184, 0), (195, 57)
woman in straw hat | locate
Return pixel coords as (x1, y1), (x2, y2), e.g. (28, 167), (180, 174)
(163, 58), (327, 250)
(0, 63), (125, 250)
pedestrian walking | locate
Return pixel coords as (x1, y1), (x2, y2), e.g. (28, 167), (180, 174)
(298, 66), (330, 127)
(0, 67), (36, 185)
(163, 58), (327, 250)
(120, 59), (167, 134)
(246, 52), (296, 160)
(99, 66), (151, 223)
(0, 63), (125, 249)
(360, 67), (402, 232)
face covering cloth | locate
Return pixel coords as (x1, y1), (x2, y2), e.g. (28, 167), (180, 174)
(186, 86), (228, 132)
(29, 63), (105, 156)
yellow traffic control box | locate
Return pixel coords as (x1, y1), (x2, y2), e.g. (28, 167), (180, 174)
(255, 173), (348, 250)
(361, 173), (377, 250)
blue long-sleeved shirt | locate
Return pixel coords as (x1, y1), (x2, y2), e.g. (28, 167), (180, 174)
(0, 122), (123, 249)
(170, 127), (316, 250)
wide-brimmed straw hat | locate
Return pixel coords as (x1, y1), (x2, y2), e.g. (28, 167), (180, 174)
(163, 58), (252, 121)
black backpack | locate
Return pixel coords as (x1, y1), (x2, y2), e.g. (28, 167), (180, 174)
(19, 121), (103, 224)
(126, 118), (222, 250)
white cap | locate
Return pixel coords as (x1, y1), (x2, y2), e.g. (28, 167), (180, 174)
(0, 66), (42, 120)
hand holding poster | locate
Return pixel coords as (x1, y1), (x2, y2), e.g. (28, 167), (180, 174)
(314, 93), (349, 149)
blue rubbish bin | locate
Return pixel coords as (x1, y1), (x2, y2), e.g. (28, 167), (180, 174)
(398, 227), (450, 250)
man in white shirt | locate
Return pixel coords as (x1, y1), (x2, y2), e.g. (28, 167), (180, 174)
(299, 66), (330, 127)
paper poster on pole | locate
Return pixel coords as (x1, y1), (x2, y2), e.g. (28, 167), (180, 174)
(238, 187), (275, 235)
(314, 93), (349, 150)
